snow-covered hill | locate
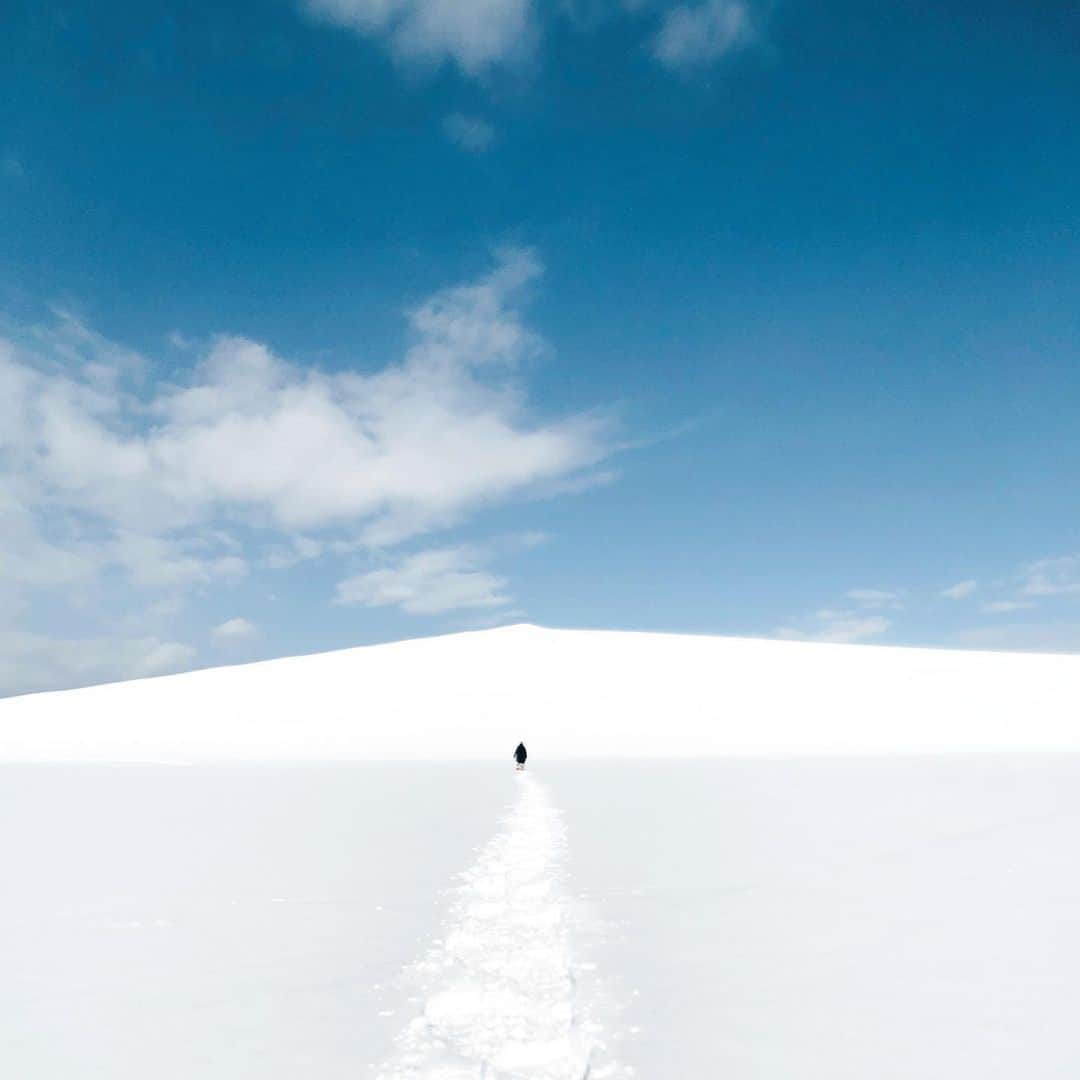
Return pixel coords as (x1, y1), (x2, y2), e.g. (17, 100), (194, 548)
(3, 624), (1079, 761)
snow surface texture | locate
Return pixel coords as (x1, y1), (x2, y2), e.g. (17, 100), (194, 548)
(4, 760), (1080, 1077)
(4, 624), (1080, 761)
(374, 773), (624, 1080)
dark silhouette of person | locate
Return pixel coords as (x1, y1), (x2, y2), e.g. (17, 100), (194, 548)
(514, 742), (527, 770)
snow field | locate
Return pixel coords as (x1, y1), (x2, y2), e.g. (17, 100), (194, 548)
(3, 760), (1079, 1077)
(375, 774), (624, 1080)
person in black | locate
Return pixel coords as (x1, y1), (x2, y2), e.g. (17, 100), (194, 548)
(513, 742), (527, 770)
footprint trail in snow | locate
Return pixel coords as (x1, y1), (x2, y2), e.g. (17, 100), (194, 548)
(374, 774), (627, 1080)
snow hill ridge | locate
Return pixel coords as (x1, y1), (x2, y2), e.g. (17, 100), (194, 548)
(1, 624), (1079, 762)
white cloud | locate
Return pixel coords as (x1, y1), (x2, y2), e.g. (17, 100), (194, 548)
(845, 588), (901, 609)
(653, 0), (755, 69)
(212, 617), (258, 641)
(942, 579), (977, 600)
(777, 586), (900, 643)
(776, 608), (891, 645)
(2, 152), (25, 179)
(982, 600), (1036, 614)
(0, 250), (612, 695)
(2, 249), (605, 545)
(336, 546), (510, 615)
(443, 112), (495, 152)
(1020, 556), (1080, 598)
(303, 0), (534, 74)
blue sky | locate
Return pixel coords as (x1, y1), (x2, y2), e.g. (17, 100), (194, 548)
(2, 0), (1079, 694)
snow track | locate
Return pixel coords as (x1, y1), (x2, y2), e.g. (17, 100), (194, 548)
(374, 774), (624, 1080)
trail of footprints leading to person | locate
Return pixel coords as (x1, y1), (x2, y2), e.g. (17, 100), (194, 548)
(373, 774), (627, 1080)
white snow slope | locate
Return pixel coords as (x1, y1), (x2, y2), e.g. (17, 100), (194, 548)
(2, 624), (1080, 761)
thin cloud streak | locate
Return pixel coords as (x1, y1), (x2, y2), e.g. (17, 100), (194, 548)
(942, 580), (977, 600)
(335, 546), (511, 615)
(443, 112), (495, 152)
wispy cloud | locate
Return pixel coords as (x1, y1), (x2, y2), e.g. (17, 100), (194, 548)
(943, 555), (1080, 617)
(1020, 555), (1080, 598)
(301, 0), (765, 80)
(845, 588), (902, 610)
(2, 152), (25, 180)
(335, 545), (511, 615)
(212, 617), (258, 641)
(302, 0), (535, 75)
(776, 607), (891, 645)
(653, 0), (756, 69)
(941, 579), (977, 600)
(982, 600), (1036, 614)
(777, 579), (900, 644)
(443, 112), (495, 152)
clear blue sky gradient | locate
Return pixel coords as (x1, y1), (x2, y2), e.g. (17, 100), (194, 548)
(2, 0), (1079, 687)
